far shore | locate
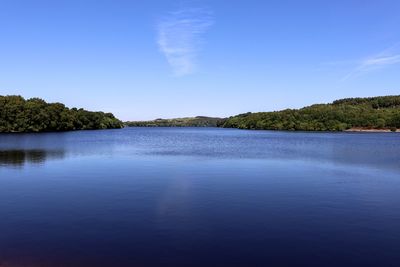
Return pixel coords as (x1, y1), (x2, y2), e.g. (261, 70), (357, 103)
(344, 127), (400, 133)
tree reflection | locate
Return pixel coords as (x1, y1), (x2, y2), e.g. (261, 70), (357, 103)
(0, 150), (65, 167)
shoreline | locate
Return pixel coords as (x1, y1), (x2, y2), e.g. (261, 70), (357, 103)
(344, 128), (400, 133)
(126, 126), (400, 133)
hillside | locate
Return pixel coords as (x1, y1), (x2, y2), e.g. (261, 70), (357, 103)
(126, 116), (225, 127)
(222, 95), (400, 132)
(0, 95), (123, 133)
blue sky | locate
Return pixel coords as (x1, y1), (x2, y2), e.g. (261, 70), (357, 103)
(1, 0), (399, 120)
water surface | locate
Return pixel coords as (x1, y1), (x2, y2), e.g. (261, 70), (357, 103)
(0, 128), (399, 266)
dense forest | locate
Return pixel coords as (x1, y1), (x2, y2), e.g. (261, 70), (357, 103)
(126, 116), (225, 127)
(3, 95), (399, 133)
(222, 95), (400, 132)
(0, 95), (123, 133)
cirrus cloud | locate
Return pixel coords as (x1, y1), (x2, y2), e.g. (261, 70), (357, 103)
(157, 7), (214, 76)
(341, 43), (400, 81)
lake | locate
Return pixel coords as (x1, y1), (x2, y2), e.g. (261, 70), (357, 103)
(0, 127), (399, 267)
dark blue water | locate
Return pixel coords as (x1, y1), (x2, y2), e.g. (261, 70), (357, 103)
(0, 127), (399, 267)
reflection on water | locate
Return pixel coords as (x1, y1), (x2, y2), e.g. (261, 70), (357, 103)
(0, 128), (400, 267)
(0, 128), (399, 171)
(0, 149), (65, 167)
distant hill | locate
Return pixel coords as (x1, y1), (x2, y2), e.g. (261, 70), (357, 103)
(126, 116), (225, 127)
(222, 95), (400, 132)
(0, 95), (123, 133)
(126, 96), (400, 132)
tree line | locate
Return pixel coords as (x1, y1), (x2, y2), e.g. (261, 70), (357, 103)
(0, 95), (123, 132)
(221, 95), (400, 132)
(125, 116), (224, 127)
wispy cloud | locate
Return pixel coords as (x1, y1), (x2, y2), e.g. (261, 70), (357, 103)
(341, 43), (400, 81)
(157, 7), (213, 76)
